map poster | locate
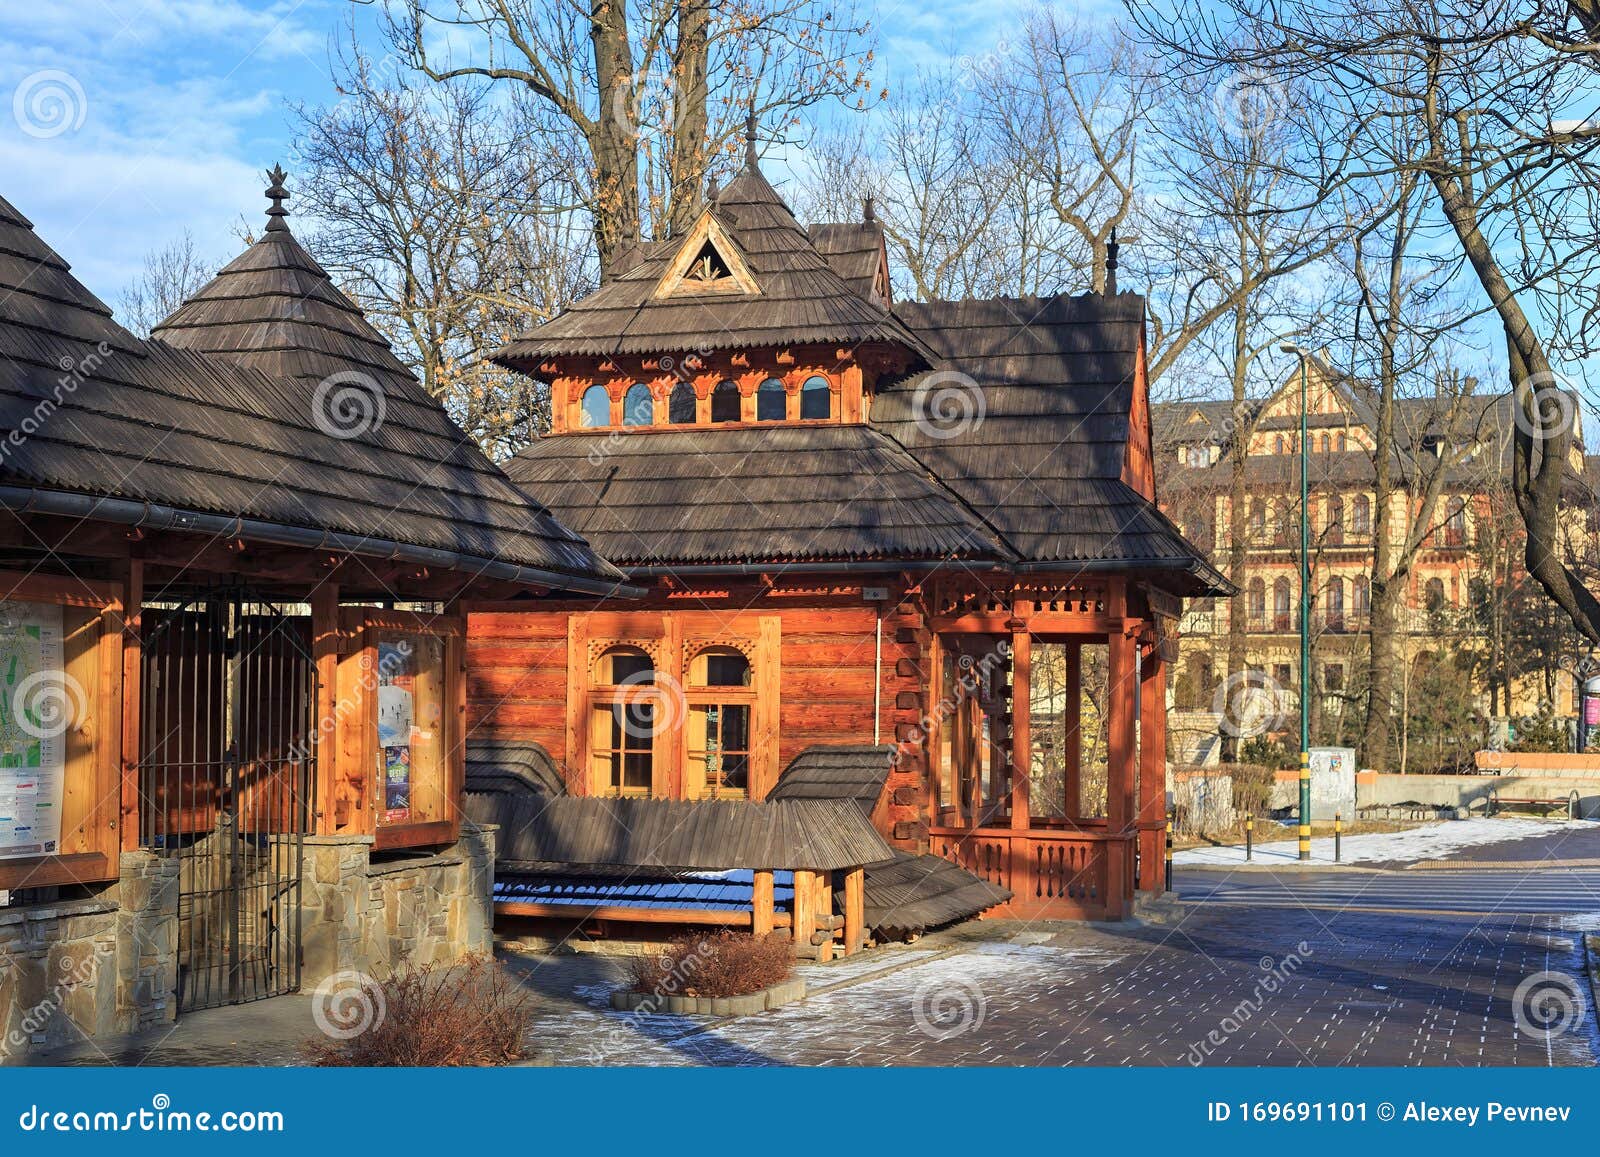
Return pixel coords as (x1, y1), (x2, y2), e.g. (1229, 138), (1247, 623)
(383, 745), (411, 824)
(0, 600), (66, 860)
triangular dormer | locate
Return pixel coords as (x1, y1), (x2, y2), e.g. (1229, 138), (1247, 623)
(654, 212), (761, 298)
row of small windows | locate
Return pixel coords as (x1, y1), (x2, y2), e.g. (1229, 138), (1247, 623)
(1273, 432), (1351, 454)
(579, 376), (833, 428)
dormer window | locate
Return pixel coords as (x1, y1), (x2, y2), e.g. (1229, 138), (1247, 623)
(710, 380), (741, 423)
(580, 385), (610, 428)
(623, 383), (653, 426)
(756, 378), (786, 421)
(800, 375), (831, 420)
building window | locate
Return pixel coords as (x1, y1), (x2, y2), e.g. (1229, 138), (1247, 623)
(1325, 662), (1345, 692)
(589, 646), (657, 797)
(1336, 432), (1348, 452)
(1352, 494), (1371, 536)
(756, 377), (786, 421)
(710, 379), (741, 423)
(1424, 577), (1446, 611)
(1319, 434), (1330, 453)
(685, 647), (752, 800)
(580, 385), (610, 428)
(1247, 578), (1266, 627)
(1274, 435), (1285, 455)
(1273, 662), (1293, 688)
(1273, 578), (1292, 631)
(1248, 502), (1265, 542)
(1326, 495), (1344, 545)
(1354, 575), (1370, 620)
(622, 383), (653, 427)
(1444, 496), (1466, 546)
(669, 382), (697, 424)
(1326, 576), (1345, 632)
(799, 375), (831, 420)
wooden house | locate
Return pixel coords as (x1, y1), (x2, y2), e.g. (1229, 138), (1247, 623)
(464, 158), (1225, 946)
(0, 171), (622, 1053)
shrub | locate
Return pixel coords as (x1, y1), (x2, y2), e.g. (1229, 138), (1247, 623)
(630, 930), (792, 1000)
(305, 955), (533, 1067)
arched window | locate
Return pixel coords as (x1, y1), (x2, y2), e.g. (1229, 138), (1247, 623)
(799, 375), (831, 420)
(580, 384), (610, 428)
(756, 377), (786, 422)
(1354, 575), (1370, 620)
(589, 646), (656, 797)
(1247, 577), (1266, 626)
(1444, 496), (1467, 546)
(1273, 577), (1292, 629)
(686, 647), (753, 800)
(1274, 435), (1286, 455)
(1319, 434), (1331, 453)
(622, 383), (653, 427)
(1326, 576), (1345, 631)
(1247, 501), (1266, 541)
(1326, 495), (1344, 545)
(1424, 577), (1446, 611)
(668, 381), (697, 424)
(1336, 432), (1348, 453)
(1352, 494), (1371, 536)
(710, 379), (741, 423)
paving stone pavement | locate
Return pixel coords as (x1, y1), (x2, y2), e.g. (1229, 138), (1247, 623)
(31, 904), (1597, 1067)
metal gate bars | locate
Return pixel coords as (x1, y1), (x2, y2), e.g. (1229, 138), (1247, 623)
(137, 594), (318, 1012)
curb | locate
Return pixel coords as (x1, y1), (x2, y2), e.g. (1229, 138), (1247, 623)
(1407, 858), (1600, 870)
(611, 976), (806, 1017)
(1173, 862), (1387, 875)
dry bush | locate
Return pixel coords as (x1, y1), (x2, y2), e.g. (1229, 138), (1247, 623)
(305, 955), (533, 1067)
(630, 930), (793, 999)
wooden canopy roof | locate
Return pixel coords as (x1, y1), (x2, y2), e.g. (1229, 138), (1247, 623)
(492, 165), (933, 363)
(0, 174), (624, 597)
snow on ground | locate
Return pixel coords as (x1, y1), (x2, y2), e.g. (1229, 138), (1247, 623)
(1174, 816), (1591, 867)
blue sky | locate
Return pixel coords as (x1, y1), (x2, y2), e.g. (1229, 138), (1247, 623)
(2, 0), (1052, 301)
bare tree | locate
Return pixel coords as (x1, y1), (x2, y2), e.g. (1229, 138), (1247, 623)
(381, 0), (876, 278)
(1130, 0), (1600, 645)
(118, 231), (215, 336)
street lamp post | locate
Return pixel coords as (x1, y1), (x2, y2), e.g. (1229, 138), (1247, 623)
(1280, 343), (1312, 861)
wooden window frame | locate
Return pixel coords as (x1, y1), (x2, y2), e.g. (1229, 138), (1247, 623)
(587, 645), (659, 798)
(0, 570), (124, 892)
(684, 647), (755, 801)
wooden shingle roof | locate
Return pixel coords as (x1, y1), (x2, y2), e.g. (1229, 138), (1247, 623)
(807, 220), (887, 303)
(874, 295), (1222, 585)
(503, 423), (1012, 567)
(767, 744), (893, 816)
(492, 165), (932, 363)
(0, 181), (623, 595)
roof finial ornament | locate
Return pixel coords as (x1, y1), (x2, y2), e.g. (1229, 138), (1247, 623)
(264, 164), (290, 234)
(745, 106), (759, 170)
(1105, 226), (1120, 295)
(863, 194), (876, 224)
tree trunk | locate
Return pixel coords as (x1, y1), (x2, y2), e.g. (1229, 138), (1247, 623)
(591, 0), (643, 280)
(667, 0), (710, 237)
(1221, 300), (1250, 762)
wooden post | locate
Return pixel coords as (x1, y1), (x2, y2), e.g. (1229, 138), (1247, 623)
(752, 869), (775, 938)
(310, 584), (339, 835)
(1138, 640), (1168, 893)
(118, 558), (143, 851)
(791, 869), (817, 955)
(1064, 641), (1081, 821)
(815, 872), (835, 962)
(1009, 624), (1031, 831)
(843, 866), (865, 956)
(1106, 585), (1135, 835)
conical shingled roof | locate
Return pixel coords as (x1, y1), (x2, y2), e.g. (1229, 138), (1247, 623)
(492, 164), (935, 364)
(0, 176), (624, 595)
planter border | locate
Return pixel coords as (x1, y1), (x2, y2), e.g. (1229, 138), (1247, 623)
(609, 977), (805, 1018)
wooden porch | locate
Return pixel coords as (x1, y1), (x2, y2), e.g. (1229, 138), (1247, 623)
(924, 577), (1174, 921)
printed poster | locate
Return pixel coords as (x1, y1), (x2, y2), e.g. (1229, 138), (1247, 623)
(383, 745), (412, 824)
(0, 601), (66, 860)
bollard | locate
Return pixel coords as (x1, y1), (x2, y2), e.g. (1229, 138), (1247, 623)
(1165, 812), (1174, 893)
(1245, 813), (1254, 861)
(1335, 812), (1342, 863)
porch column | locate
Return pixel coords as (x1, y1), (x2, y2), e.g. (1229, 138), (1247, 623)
(1106, 584), (1137, 916)
(1064, 642), (1081, 822)
(1138, 640), (1168, 893)
(310, 583), (339, 836)
(752, 869), (775, 937)
(1009, 622), (1031, 831)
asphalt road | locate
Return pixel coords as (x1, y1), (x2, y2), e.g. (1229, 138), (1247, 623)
(1176, 867), (1600, 914)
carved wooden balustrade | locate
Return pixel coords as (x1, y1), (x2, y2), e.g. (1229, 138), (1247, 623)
(929, 825), (1135, 921)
